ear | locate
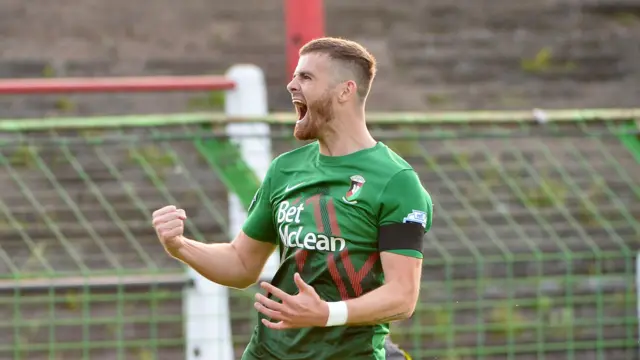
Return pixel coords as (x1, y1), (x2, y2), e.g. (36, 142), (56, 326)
(337, 80), (358, 103)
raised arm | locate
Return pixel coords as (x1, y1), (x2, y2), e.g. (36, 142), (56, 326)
(153, 159), (280, 289)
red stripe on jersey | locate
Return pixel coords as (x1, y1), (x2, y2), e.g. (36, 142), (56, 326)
(305, 194), (324, 233)
(326, 198), (341, 236)
(340, 249), (379, 297)
(295, 249), (308, 273)
(327, 253), (350, 300)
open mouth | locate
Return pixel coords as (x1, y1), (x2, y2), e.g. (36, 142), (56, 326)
(293, 100), (308, 124)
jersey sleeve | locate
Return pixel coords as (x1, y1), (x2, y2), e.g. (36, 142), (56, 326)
(377, 169), (433, 259)
(242, 161), (278, 244)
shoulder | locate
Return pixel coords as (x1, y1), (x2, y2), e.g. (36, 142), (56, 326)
(374, 143), (422, 183)
(383, 169), (426, 198)
(373, 144), (429, 199)
(375, 142), (415, 172)
(375, 148), (432, 230)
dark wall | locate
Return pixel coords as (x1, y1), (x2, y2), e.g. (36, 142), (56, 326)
(1, 0), (639, 116)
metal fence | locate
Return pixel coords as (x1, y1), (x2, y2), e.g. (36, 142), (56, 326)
(0, 110), (638, 360)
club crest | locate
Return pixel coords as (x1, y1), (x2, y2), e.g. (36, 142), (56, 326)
(343, 175), (365, 204)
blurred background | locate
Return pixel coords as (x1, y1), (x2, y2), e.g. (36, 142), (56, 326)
(0, 0), (639, 359)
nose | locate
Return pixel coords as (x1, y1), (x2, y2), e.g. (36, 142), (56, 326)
(286, 78), (299, 94)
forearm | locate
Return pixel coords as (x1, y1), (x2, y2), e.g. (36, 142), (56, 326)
(343, 282), (418, 326)
(173, 236), (257, 289)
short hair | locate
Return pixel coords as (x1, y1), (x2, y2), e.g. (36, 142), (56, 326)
(299, 37), (377, 100)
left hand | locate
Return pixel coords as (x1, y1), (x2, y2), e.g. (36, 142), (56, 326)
(254, 272), (329, 330)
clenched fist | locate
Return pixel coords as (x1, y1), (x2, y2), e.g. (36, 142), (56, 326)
(152, 205), (187, 257)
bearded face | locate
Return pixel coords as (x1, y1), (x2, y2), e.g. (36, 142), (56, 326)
(293, 90), (334, 141)
(287, 53), (342, 141)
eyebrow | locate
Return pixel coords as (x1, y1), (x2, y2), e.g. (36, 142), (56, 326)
(294, 71), (314, 79)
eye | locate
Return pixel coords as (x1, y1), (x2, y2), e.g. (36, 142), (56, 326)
(292, 73), (312, 82)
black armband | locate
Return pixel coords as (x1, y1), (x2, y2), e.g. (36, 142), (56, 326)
(377, 223), (424, 253)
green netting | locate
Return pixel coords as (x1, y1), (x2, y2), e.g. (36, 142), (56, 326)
(0, 123), (234, 360)
(0, 111), (638, 360)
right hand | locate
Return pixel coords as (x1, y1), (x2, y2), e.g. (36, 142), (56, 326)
(152, 205), (187, 256)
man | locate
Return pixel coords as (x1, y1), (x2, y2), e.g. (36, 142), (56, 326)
(152, 37), (432, 359)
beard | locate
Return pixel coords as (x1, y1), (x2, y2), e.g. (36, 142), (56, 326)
(293, 91), (334, 141)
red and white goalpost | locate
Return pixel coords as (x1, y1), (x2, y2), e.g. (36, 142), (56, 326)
(0, 64), (277, 360)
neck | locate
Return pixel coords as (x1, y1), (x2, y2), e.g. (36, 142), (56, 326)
(318, 107), (376, 157)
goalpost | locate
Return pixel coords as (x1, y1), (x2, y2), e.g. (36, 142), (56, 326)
(0, 64), (278, 360)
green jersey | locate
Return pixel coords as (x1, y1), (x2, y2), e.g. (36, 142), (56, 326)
(241, 141), (432, 360)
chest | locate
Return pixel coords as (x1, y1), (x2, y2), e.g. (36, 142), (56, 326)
(270, 171), (383, 249)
